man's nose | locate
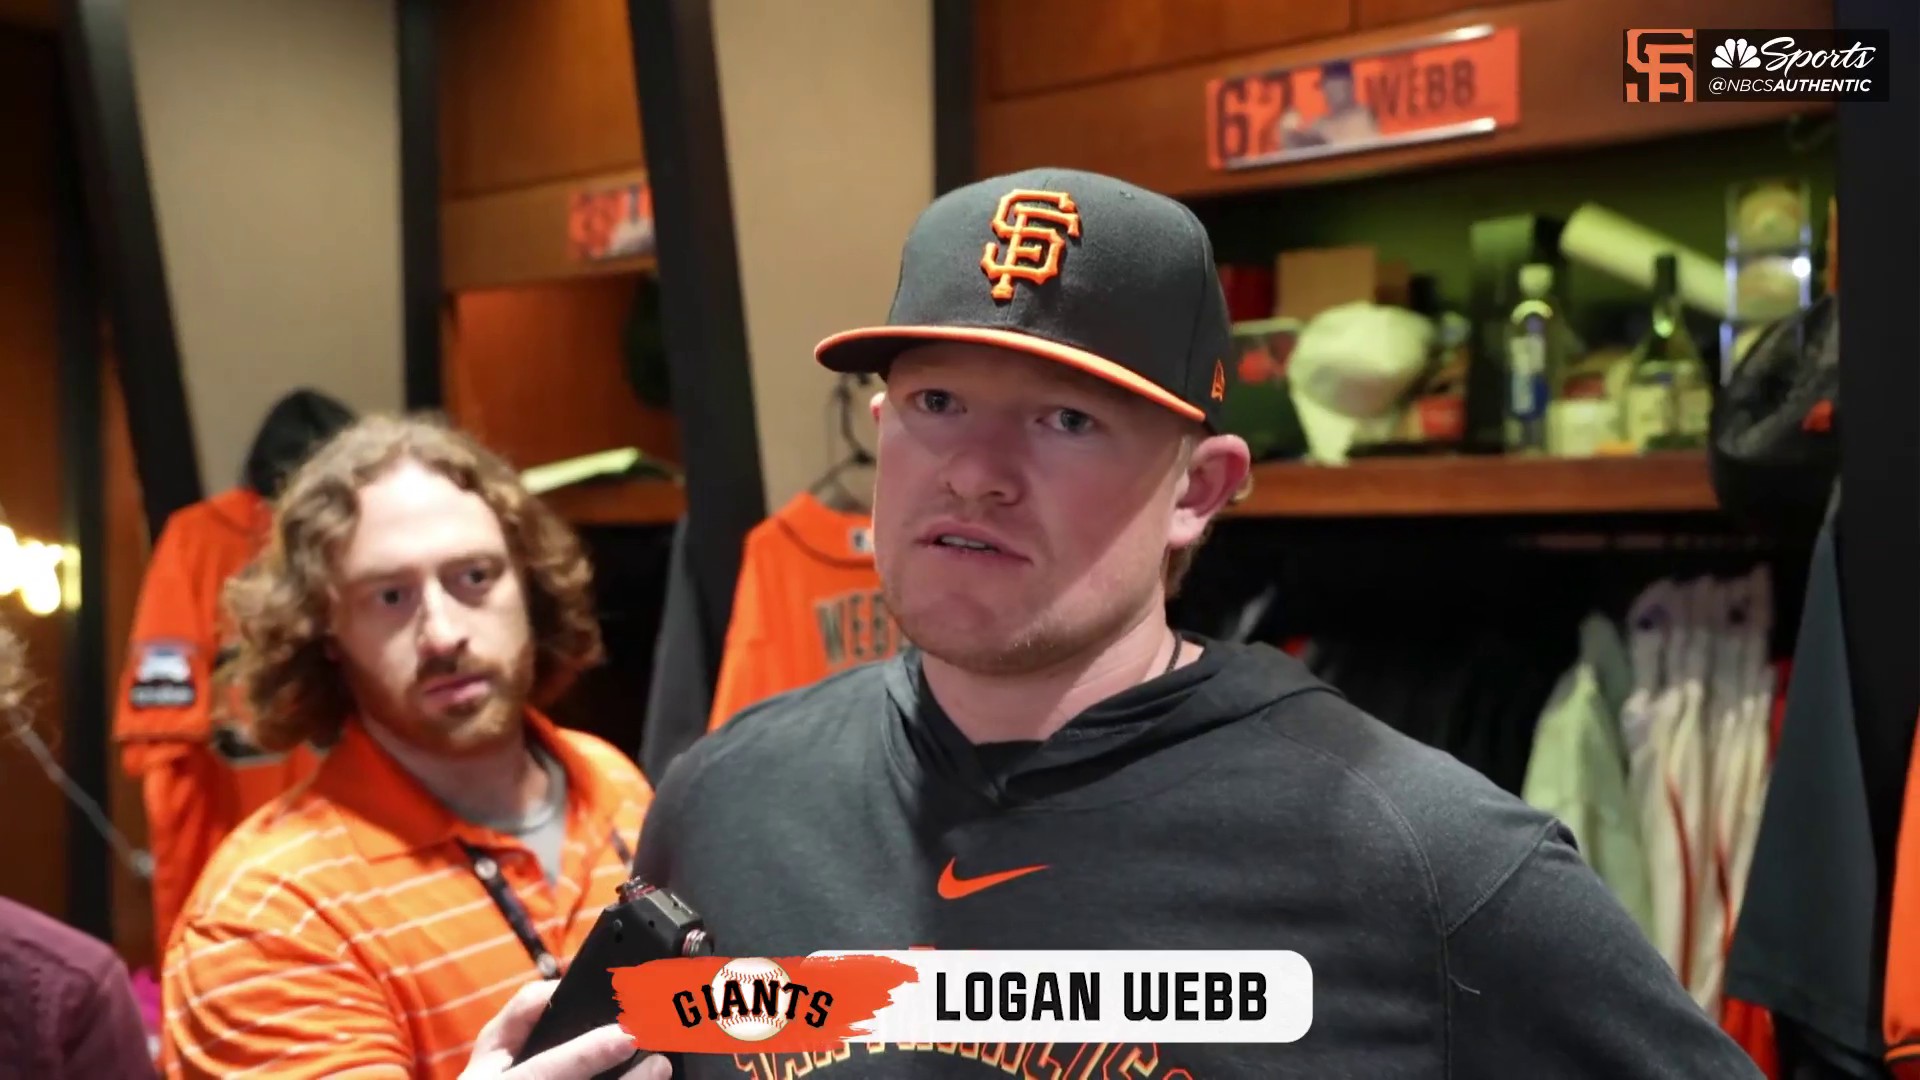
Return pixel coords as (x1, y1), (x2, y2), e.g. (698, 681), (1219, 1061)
(415, 582), (467, 656)
(939, 429), (1023, 506)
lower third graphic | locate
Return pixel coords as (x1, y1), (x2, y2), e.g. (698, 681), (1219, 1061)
(611, 950), (1315, 1055)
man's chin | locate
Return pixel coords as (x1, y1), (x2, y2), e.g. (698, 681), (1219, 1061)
(895, 584), (1159, 678)
(897, 611), (1072, 677)
(407, 702), (523, 757)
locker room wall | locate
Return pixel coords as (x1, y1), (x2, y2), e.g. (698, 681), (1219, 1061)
(0, 18), (151, 968)
(86, 0), (407, 963)
(709, 0), (934, 511)
(123, 0), (405, 493)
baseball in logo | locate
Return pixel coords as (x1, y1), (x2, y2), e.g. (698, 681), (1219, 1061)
(1624, 29), (1698, 102)
(981, 189), (1081, 301)
(620, 953), (913, 1054)
(688, 958), (819, 1042)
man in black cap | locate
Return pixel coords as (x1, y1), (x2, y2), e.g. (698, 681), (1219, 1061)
(635, 168), (1759, 1077)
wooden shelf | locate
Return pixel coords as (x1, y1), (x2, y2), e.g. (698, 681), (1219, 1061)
(1227, 451), (1718, 518)
(537, 479), (685, 526)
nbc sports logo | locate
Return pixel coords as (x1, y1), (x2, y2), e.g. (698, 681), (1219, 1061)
(1712, 38), (1762, 68)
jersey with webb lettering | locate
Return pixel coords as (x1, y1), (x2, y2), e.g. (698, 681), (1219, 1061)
(115, 487), (323, 962)
(707, 492), (898, 730)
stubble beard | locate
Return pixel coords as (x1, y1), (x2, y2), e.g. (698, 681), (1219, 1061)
(884, 571), (1153, 678)
(356, 642), (537, 758)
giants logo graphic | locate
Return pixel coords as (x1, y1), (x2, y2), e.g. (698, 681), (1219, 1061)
(1624, 29), (1697, 102)
(981, 190), (1082, 302)
(731, 1042), (1198, 1080)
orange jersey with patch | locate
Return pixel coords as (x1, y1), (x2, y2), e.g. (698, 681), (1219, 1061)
(708, 492), (899, 729)
(114, 487), (323, 962)
(1885, 710), (1920, 1078)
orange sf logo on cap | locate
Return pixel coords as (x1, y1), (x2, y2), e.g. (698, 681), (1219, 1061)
(981, 189), (1080, 302)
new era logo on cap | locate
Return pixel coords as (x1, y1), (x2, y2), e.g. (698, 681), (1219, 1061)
(815, 167), (1232, 431)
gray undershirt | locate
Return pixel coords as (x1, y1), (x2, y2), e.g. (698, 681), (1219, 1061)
(463, 744), (569, 885)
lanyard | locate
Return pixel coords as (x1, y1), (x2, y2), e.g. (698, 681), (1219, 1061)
(457, 829), (635, 979)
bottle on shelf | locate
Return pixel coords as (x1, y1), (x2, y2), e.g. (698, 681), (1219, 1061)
(1403, 274), (1471, 446)
(1503, 262), (1572, 453)
(1623, 253), (1711, 451)
(1671, 351), (1714, 447)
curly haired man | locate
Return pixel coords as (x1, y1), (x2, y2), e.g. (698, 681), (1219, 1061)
(160, 416), (658, 1080)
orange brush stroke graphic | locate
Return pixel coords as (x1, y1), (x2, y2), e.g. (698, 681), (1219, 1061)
(610, 954), (917, 1055)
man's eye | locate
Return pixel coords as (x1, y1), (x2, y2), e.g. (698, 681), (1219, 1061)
(1052, 408), (1096, 435)
(916, 389), (955, 413)
(461, 566), (492, 587)
(375, 587), (408, 608)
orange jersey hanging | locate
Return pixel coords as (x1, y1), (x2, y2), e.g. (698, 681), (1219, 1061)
(119, 389), (352, 961)
(1885, 709), (1920, 1078)
(709, 493), (899, 730)
(115, 489), (324, 961)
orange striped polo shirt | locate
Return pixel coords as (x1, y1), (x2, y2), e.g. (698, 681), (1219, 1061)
(160, 709), (652, 1079)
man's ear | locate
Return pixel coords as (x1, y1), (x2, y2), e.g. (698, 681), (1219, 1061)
(870, 390), (884, 423)
(1168, 433), (1252, 549)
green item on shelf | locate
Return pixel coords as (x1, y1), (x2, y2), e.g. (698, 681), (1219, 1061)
(521, 448), (682, 495)
(1222, 317), (1311, 462)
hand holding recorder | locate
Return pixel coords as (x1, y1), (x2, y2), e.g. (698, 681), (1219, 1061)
(501, 876), (712, 1080)
(459, 980), (669, 1080)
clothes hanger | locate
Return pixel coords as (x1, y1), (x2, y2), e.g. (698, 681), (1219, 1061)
(809, 375), (875, 514)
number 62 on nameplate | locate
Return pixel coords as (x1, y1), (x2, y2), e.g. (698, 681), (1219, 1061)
(1205, 24), (1521, 173)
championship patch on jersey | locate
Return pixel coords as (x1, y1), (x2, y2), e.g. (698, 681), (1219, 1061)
(128, 641), (197, 709)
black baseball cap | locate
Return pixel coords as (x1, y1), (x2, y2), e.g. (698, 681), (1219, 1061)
(814, 167), (1232, 431)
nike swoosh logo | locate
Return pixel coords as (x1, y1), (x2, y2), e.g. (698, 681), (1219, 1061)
(937, 858), (1049, 900)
